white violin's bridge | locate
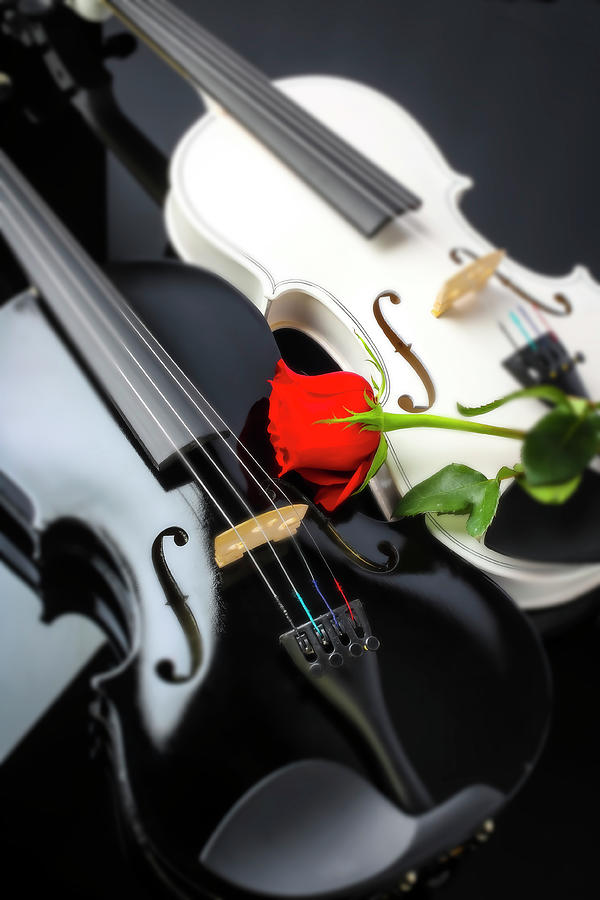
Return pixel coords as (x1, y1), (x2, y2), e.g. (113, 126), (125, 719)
(432, 249), (506, 317)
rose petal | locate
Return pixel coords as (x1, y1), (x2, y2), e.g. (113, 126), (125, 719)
(267, 358), (382, 511)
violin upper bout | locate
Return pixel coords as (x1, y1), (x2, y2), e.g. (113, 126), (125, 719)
(166, 73), (471, 290)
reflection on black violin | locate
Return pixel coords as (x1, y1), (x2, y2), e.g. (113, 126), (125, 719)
(0, 152), (551, 898)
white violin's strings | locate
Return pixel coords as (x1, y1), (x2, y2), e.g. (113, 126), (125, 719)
(498, 321), (518, 351)
(138, 0), (415, 212)
(2, 201), (308, 634)
(516, 304), (558, 371)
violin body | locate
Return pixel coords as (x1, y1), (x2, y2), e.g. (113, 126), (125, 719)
(166, 74), (600, 610)
(0, 249), (550, 898)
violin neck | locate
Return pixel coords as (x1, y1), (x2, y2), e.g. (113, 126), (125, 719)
(0, 151), (218, 470)
(104, 0), (421, 236)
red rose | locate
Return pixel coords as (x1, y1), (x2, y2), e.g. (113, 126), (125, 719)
(267, 359), (381, 511)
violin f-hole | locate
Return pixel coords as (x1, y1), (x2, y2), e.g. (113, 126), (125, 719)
(372, 291), (436, 413)
(450, 248), (572, 316)
(152, 526), (202, 683)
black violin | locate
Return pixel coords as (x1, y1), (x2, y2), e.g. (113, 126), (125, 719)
(0, 150), (550, 898)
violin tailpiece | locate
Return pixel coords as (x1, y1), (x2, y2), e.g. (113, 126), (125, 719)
(281, 599), (433, 813)
(281, 598), (379, 675)
(432, 249), (505, 317)
(502, 333), (587, 398)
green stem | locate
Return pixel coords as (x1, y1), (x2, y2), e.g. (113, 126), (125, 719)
(325, 407), (527, 441)
(380, 412), (526, 441)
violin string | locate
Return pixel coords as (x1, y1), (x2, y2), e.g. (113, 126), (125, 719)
(136, 0), (417, 213)
(61, 253), (351, 621)
(149, 367), (357, 622)
(2, 194), (314, 636)
(2, 163), (348, 621)
(114, 0), (401, 221)
(27, 214), (343, 626)
(517, 304), (558, 372)
(57, 251), (352, 620)
(101, 3), (412, 617)
(498, 321), (518, 351)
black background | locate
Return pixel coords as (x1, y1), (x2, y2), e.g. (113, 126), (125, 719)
(1, 1), (600, 898)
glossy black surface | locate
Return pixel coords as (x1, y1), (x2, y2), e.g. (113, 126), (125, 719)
(0, 250), (551, 897)
(81, 261), (551, 898)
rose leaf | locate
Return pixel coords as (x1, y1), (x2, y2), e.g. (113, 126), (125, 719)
(522, 409), (600, 486)
(518, 473), (582, 505)
(393, 463), (500, 537)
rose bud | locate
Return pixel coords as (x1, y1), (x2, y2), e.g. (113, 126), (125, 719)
(267, 359), (385, 511)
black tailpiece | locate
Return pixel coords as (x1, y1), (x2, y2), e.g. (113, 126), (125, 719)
(503, 332), (587, 398)
(280, 599), (433, 813)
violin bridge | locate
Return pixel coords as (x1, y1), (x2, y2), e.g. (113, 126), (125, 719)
(214, 504), (308, 568)
(432, 249), (505, 317)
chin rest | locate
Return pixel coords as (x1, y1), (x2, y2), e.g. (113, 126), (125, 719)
(201, 760), (504, 898)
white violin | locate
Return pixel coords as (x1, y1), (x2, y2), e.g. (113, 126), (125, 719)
(73, 0), (600, 611)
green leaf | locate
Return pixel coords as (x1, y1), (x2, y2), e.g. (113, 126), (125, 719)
(457, 384), (571, 418)
(518, 474), (582, 505)
(465, 479), (501, 537)
(496, 465), (519, 481)
(363, 389), (377, 409)
(353, 434), (388, 495)
(522, 409), (600, 485)
(568, 396), (592, 417)
(393, 463), (500, 537)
